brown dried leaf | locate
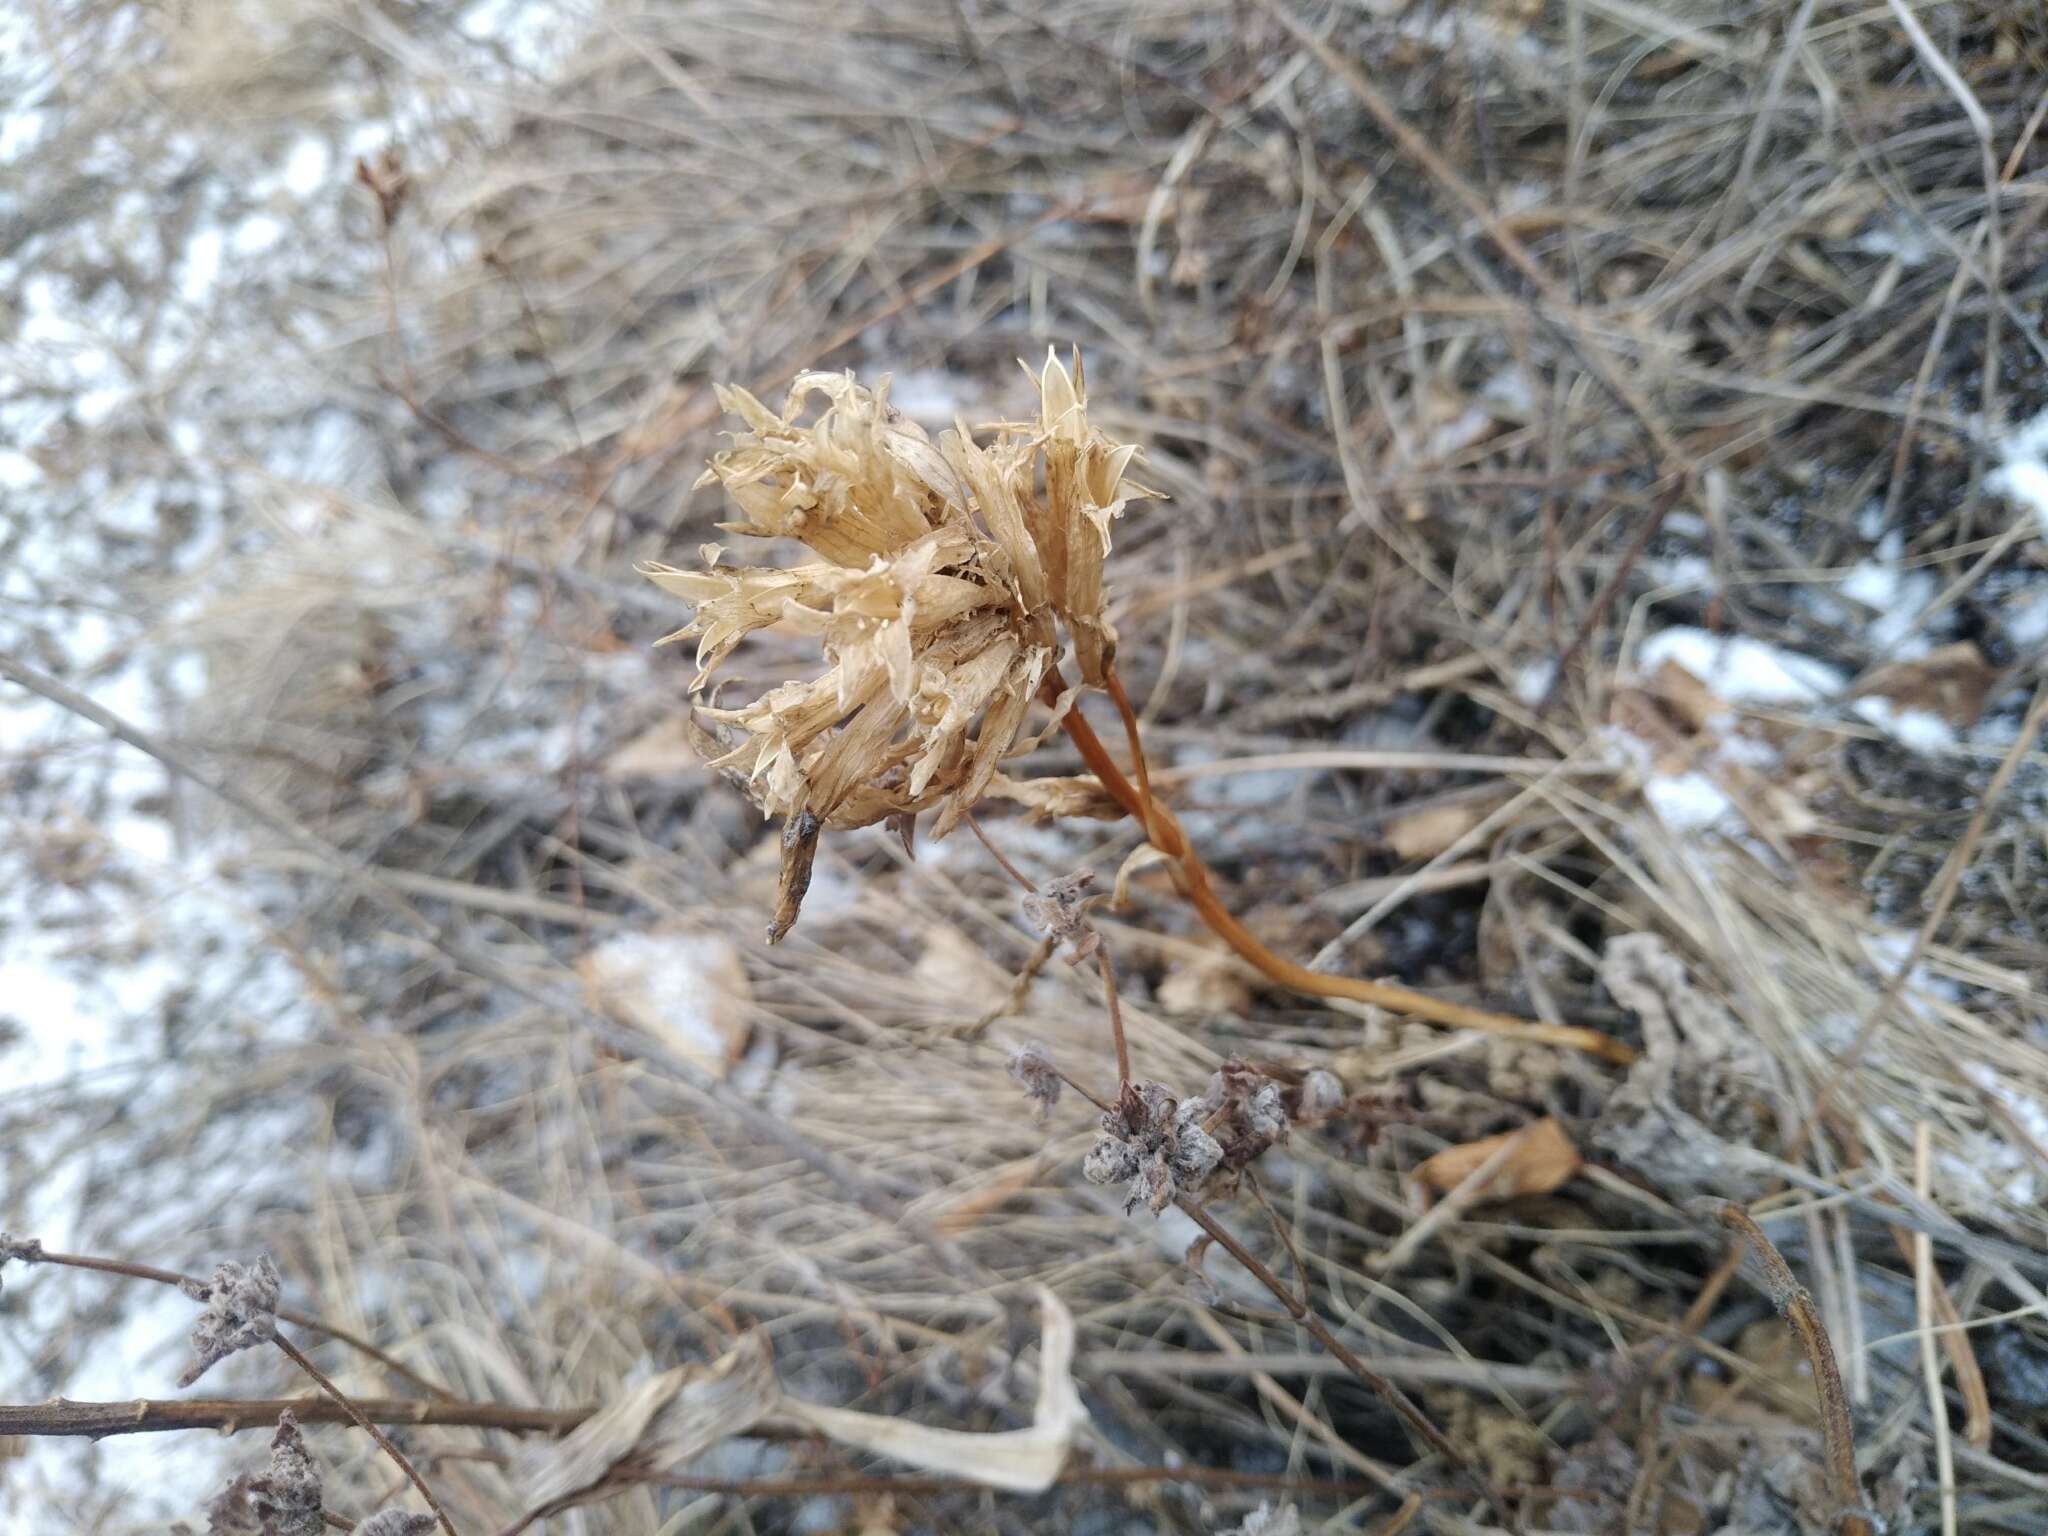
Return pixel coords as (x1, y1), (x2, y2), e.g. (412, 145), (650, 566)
(1648, 657), (1724, 734)
(1414, 1117), (1581, 1199)
(1156, 938), (1254, 1017)
(1858, 640), (1998, 729)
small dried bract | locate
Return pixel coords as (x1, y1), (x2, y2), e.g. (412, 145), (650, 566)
(0, 1231), (42, 1294)
(1007, 1041), (1062, 1124)
(1083, 1084), (1225, 1214)
(180, 1254), (282, 1387)
(349, 1515), (439, 1536)
(200, 1411), (323, 1536)
(642, 352), (1159, 941)
(1020, 869), (1100, 961)
(1085, 1064), (1309, 1215)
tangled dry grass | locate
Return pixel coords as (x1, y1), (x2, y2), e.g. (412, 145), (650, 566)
(6, 0), (2048, 1532)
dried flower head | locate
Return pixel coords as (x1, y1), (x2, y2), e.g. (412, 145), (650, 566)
(1020, 869), (1100, 961)
(1179, 1064), (1286, 1196)
(1084, 1064), (1313, 1214)
(1007, 1041), (1063, 1124)
(349, 1515), (439, 1536)
(201, 1411), (323, 1536)
(1083, 1084), (1225, 1215)
(642, 354), (1158, 941)
(180, 1254), (282, 1387)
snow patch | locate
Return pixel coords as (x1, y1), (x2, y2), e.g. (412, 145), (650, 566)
(1989, 407), (2048, 533)
(1851, 696), (1955, 753)
(1638, 627), (1845, 705)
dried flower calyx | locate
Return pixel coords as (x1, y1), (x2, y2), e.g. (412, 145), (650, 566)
(1008, 1042), (1063, 1124)
(200, 1411), (323, 1536)
(642, 353), (1159, 942)
(1020, 869), (1100, 961)
(1083, 1084), (1225, 1214)
(180, 1254), (282, 1386)
(1084, 1064), (1317, 1215)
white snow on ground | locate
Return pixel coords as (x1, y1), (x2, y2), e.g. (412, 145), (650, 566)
(1635, 621), (1963, 758)
(1512, 657), (1557, 705)
(1638, 627), (1845, 704)
(882, 367), (967, 425)
(1989, 406), (2048, 533)
(0, 7), (605, 1529)
(1832, 531), (1938, 658)
(1851, 695), (1956, 752)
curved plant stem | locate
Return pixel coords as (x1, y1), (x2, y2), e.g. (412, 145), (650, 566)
(1051, 667), (1635, 1065)
(1719, 1207), (1870, 1536)
(276, 1334), (464, 1536)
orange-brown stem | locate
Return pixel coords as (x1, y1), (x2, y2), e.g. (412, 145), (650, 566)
(1719, 1207), (1870, 1536)
(1049, 670), (1636, 1065)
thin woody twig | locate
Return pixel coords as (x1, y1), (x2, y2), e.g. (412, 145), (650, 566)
(1172, 1194), (1513, 1526)
(274, 1335), (463, 1536)
(1719, 1206), (1871, 1536)
(0, 1395), (593, 1439)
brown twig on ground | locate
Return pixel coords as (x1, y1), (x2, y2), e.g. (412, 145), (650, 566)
(1718, 1207), (1871, 1536)
(1053, 666), (1637, 1064)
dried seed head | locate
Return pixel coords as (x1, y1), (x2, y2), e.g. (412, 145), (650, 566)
(202, 1411), (322, 1536)
(642, 356), (1158, 939)
(180, 1255), (282, 1387)
(1020, 869), (1100, 960)
(1083, 1082), (1224, 1215)
(1007, 1042), (1063, 1124)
